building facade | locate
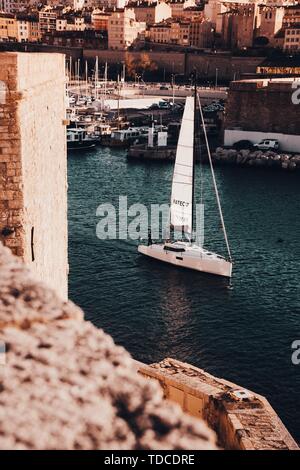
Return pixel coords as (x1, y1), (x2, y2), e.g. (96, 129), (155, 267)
(108, 8), (146, 49)
(0, 12), (17, 41)
(39, 8), (58, 35)
(220, 1), (260, 50)
(131, 1), (171, 24)
(16, 14), (40, 42)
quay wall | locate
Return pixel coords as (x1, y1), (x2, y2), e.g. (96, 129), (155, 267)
(0, 52), (68, 299)
(83, 50), (265, 80)
(0, 43), (266, 81)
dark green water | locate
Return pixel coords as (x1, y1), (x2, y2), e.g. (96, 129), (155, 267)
(68, 147), (300, 443)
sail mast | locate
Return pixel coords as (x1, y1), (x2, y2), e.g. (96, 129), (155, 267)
(197, 94), (232, 262)
(191, 77), (197, 238)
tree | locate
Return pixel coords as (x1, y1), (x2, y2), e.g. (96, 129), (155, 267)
(136, 53), (158, 78)
(125, 52), (137, 79)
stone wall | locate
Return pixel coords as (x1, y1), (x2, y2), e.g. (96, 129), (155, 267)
(0, 243), (217, 450)
(138, 359), (299, 450)
(0, 52), (68, 299)
(225, 78), (300, 135)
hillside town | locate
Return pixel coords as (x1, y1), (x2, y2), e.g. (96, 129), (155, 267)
(0, 0), (300, 53)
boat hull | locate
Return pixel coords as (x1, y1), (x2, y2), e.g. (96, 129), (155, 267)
(138, 243), (232, 278)
(67, 142), (97, 151)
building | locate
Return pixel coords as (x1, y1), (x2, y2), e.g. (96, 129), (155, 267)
(16, 14), (40, 42)
(0, 0), (27, 14)
(130, 1), (172, 24)
(147, 19), (171, 43)
(91, 8), (112, 30)
(204, 0), (224, 33)
(282, 3), (300, 26)
(169, 19), (190, 45)
(256, 55), (300, 75)
(283, 23), (300, 50)
(73, 0), (102, 8)
(95, 0), (129, 8)
(39, 8), (58, 36)
(257, 3), (285, 45)
(168, 0), (196, 19)
(147, 17), (192, 46)
(190, 19), (215, 49)
(180, 6), (203, 22)
(56, 15), (88, 32)
(220, 1), (260, 50)
(0, 12), (17, 41)
(43, 29), (107, 48)
(108, 8), (146, 49)
(224, 78), (300, 153)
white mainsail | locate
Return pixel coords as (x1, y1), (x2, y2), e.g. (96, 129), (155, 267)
(170, 96), (194, 235)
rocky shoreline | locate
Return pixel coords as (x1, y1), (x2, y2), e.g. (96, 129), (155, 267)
(212, 148), (300, 171)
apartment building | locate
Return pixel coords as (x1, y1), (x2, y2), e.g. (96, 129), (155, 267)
(190, 19), (214, 49)
(39, 8), (58, 35)
(168, 0), (196, 19)
(284, 24), (300, 50)
(0, 12), (17, 41)
(16, 14), (40, 42)
(0, 0), (27, 14)
(108, 8), (146, 49)
(130, 1), (171, 24)
(91, 9), (112, 30)
(147, 20), (171, 43)
(56, 16), (87, 31)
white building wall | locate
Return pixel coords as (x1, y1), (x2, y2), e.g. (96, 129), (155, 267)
(224, 129), (300, 153)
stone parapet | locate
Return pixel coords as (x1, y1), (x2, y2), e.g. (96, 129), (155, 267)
(138, 358), (299, 450)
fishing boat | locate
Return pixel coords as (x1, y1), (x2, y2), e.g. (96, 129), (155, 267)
(138, 88), (233, 278)
(67, 128), (98, 151)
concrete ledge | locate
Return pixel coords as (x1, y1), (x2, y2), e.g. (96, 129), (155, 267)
(138, 358), (299, 450)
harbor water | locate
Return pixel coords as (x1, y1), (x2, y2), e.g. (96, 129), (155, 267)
(68, 146), (300, 443)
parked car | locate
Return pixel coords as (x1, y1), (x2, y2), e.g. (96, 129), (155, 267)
(158, 101), (170, 109)
(233, 140), (254, 151)
(253, 139), (280, 151)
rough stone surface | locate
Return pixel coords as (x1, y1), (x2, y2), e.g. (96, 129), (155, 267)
(0, 244), (217, 450)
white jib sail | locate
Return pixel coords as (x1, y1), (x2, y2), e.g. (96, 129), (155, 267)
(170, 96), (194, 235)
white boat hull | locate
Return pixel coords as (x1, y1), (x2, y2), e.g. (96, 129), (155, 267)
(138, 242), (232, 278)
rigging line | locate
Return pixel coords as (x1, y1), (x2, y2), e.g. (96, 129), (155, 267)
(197, 94), (232, 262)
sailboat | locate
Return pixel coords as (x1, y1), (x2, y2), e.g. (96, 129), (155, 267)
(138, 88), (233, 278)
